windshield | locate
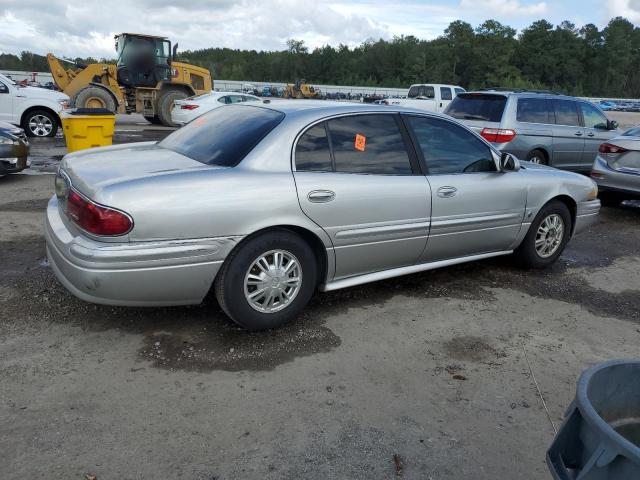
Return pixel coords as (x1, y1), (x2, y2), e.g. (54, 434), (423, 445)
(159, 105), (285, 167)
(445, 94), (507, 122)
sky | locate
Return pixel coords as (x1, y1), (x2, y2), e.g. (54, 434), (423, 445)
(1, 0), (639, 59)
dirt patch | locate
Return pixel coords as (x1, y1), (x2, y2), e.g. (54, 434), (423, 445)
(442, 336), (506, 362)
(0, 198), (51, 212)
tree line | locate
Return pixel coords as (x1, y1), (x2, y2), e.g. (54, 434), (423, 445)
(2, 16), (639, 97)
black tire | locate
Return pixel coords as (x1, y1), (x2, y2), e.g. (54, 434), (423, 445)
(525, 149), (548, 165)
(214, 230), (317, 330)
(157, 90), (188, 127)
(144, 115), (163, 125)
(74, 86), (116, 112)
(599, 192), (623, 207)
(22, 109), (58, 137)
(514, 200), (572, 269)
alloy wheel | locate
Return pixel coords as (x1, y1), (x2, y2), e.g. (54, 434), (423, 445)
(28, 115), (53, 136)
(243, 249), (302, 313)
(535, 214), (565, 258)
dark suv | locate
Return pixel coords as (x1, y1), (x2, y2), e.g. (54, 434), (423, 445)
(444, 89), (621, 171)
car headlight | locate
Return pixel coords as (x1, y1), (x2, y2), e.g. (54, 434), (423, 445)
(58, 99), (70, 109)
(587, 185), (598, 200)
(0, 136), (17, 145)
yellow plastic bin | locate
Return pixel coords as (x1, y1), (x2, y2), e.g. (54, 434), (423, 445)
(60, 108), (116, 153)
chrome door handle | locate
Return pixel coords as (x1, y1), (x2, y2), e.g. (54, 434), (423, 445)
(587, 132), (595, 137)
(308, 190), (335, 203)
(574, 131), (583, 136)
(437, 186), (457, 198)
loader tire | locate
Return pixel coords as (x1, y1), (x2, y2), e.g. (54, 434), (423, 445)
(74, 86), (117, 113)
(157, 90), (188, 127)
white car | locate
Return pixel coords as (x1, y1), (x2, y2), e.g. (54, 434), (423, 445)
(0, 73), (70, 137)
(171, 91), (261, 125)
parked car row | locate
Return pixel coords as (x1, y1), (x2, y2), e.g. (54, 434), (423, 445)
(597, 99), (640, 112)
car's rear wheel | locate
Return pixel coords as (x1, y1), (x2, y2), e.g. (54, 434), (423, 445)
(514, 200), (572, 268)
(526, 149), (548, 165)
(214, 230), (317, 330)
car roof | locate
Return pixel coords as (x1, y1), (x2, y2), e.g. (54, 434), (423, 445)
(461, 89), (580, 101)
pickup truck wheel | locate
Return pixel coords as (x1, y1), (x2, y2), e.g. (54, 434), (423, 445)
(214, 230), (317, 330)
(22, 109), (58, 137)
(514, 200), (571, 268)
(157, 90), (188, 127)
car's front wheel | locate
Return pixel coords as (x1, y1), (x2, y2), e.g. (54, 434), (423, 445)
(514, 200), (572, 268)
(214, 230), (317, 330)
(22, 109), (58, 137)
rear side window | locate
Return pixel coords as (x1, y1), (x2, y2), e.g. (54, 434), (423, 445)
(440, 87), (452, 101)
(516, 98), (554, 124)
(554, 100), (580, 126)
(327, 115), (412, 175)
(406, 115), (496, 175)
(159, 105), (284, 167)
(295, 123), (332, 172)
(454, 88), (465, 96)
(445, 94), (507, 122)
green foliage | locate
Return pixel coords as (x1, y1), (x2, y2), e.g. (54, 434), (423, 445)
(3, 17), (640, 97)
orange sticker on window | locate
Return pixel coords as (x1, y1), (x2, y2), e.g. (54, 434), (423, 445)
(354, 133), (366, 151)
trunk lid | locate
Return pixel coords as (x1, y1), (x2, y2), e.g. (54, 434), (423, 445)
(60, 142), (212, 199)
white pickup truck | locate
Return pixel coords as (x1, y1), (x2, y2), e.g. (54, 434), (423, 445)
(0, 73), (70, 137)
(385, 84), (465, 113)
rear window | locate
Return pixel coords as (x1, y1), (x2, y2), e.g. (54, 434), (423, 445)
(159, 105), (284, 167)
(445, 94), (507, 122)
(516, 98), (554, 124)
(408, 85), (435, 99)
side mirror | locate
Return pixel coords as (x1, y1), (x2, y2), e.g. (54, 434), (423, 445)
(0, 83), (8, 94)
(499, 152), (519, 172)
(607, 120), (619, 130)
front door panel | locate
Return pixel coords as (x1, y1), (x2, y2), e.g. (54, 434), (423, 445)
(421, 172), (526, 262)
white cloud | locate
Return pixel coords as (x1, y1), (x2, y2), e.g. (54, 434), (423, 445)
(0, 0), (390, 58)
(608, 0), (640, 22)
(459, 0), (548, 18)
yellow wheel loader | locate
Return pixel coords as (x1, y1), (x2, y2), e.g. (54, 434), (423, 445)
(47, 33), (212, 127)
(282, 79), (322, 99)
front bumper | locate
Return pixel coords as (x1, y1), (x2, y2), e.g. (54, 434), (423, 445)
(45, 196), (241, 307)
(573, 199), (600, 235)
(0, 141), (29, 174)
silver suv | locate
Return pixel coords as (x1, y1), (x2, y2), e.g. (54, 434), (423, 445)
(444, 89), (621, 171)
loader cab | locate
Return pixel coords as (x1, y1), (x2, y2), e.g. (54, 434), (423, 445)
(115, 33), (172, 88)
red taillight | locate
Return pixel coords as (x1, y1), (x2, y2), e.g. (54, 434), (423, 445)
(590, 170), (605, 179)
(599, 143), (627, 154)
(66, 190), (132, 236)
(480, 128), (516, 143)
(180, 104), (199, 110)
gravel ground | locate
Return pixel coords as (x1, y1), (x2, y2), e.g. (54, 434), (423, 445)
(0, 114), (639, 480)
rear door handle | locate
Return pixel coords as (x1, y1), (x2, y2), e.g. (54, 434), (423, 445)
(437, 186), (457, 198)
(574, 131), (583, 136)
(308, 190), (335, 203)
(587, 132), (595, 137)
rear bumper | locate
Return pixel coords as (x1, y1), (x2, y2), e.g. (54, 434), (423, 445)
(45, 196), (241, 307)
(573, 199), (600, 235)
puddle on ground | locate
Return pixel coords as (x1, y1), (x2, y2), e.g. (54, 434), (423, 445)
(442, 335), (507, 362)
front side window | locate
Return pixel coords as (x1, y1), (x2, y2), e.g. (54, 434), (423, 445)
(295, 123), (332, 172)
(554, 100), (580, 126)
(517, 98), (553, 124)
(580, 102), (608, 129)
(440, 87), (452, 101)
(244, 96), (260, 102)
(228, 95), (244, 104)
(327, 115), (413, 175)
(217, 96), (227, 104)
(406, 116), (496, 175)
(159, 105), (284, 167)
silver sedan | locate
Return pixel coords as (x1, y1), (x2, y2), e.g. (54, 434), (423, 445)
(46, 102), (601, 330)
(591, 127), (640, 206)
